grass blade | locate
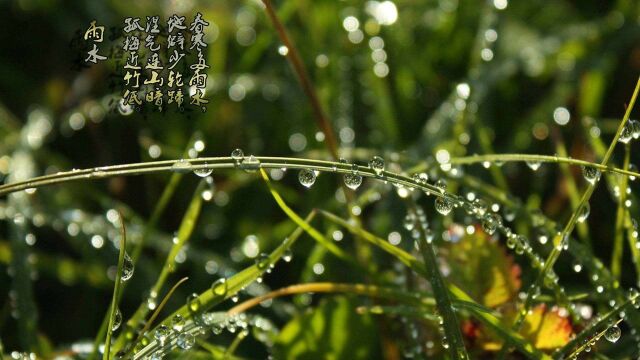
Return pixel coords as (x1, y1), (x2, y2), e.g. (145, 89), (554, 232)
(103, 213), (128, 360)
(407, 205), (468, 360)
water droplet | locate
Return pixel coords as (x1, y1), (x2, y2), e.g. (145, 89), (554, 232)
(172, 314), (185, 332)
(619, 123), (634, 144)
(482, 213), (500, 235)
(256, 253), (270, 269)
(283, 249), (293, 262)
(582, 166), (601, 185)
(630, 119), (640, 139)
(211, 278), (228, 297)
(403, 214), (415, 231)
(240, 155), (261, 173)
(298, 169), (317, 188)
(605, 324), (621, 343)
(435, 179), (447, 193)
(231, 148), (244, 162)
(171, 159), (192, 173)
(112, 307), (122, 331)
(154, 325), (172, 345)
(193, 163), (212, 177)
(435, 197), (453, 215)
(187, 293), (201, 313)
(369, 156), (385, 175)
(473, 199), (488, 216)
(121, 253), (134, 281)
(526, 160), (541, 171)
(577, 203), (590, 223)
(177, 332), (195, 349)
(629, 164), (638, 181)
(572, 260), (582, 272)
(344, 173), (363, 190)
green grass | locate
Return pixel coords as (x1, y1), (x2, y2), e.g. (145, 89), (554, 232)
(2, 0), (640, 359)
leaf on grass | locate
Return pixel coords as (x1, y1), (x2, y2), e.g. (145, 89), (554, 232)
(474, 304), (573, 351)
(273, 296), (381, 360)
(519, 304), (573, 349)
(446, 225), (521, 307)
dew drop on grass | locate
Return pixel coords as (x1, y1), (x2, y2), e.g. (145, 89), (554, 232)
(283, 249), (293, 262)
(631, 119), (640, 139)
(121, 253), (134, 281)
(187, 293), (201, 313)
(526, 160), (541, 171)
(344, 173), (363, 190)
(629, 164), (638, 181)
(211, 278), (228, 296)
(231, 148), (244, 163)
(240, 155), (261, 173)
(154, 325), (171, 345)
(619, 123), (634, 144)
(172, 314), (185, 332)
(435, 197), (453, 215)
(112, 307), (122, 331)
(435, 179), (447, 193)
(193, 163), (212, 177)
(403, 214), (415, 231)
(577, 202), (590, 223)
(256, 253), (270, 269)
(171, 159), (192, 173)
(177, 332), (195, 350)
(298, 169), (317, 188)
(604, 324), (621, 343)
(572, 260), (582, 272)
(369, 156), (385, 175)
(582, 166), (601, 185)
(482, 213), (499, 235)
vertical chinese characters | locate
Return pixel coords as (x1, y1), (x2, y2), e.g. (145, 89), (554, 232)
(121, 17), (144, 109)
(143, 16), (164, 110)
(188, 12), (210, 112)
(167, 14), (187, 109)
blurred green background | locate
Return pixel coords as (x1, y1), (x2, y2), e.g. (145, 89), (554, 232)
(1, 0), (640, 358)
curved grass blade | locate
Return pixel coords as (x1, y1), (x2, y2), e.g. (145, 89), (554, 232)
(258, 168), (356, 265)
(103, 214), (128, 360)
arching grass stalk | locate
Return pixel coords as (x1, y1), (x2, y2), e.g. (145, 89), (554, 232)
(505, 76), (640, 349)
(103, 213), (128, 360)
(447, 153), (640, 178)
(226, 282), (435, 316)
(0, 156), (448, 196)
